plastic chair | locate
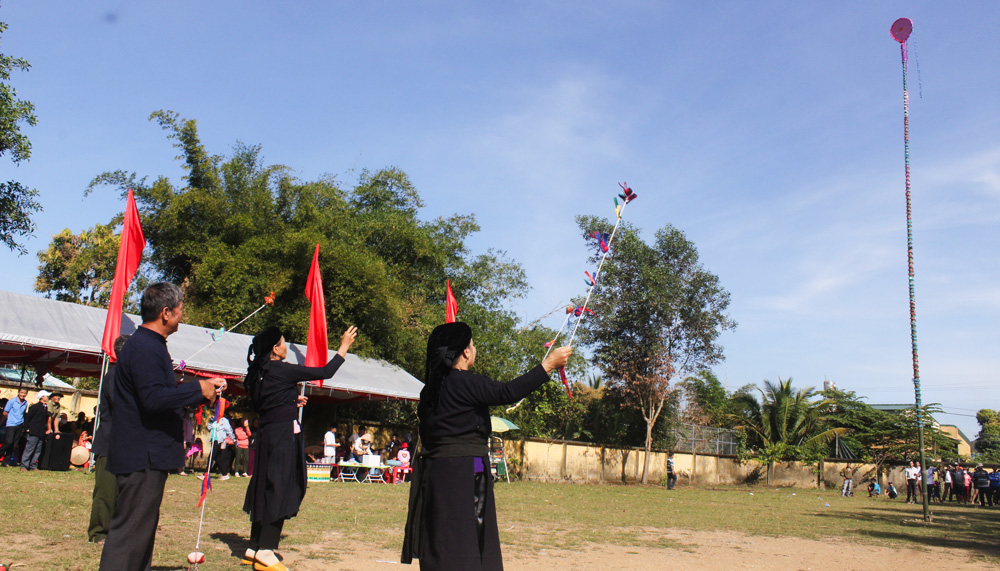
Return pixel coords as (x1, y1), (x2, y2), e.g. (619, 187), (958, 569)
(393, 465), (413, 484)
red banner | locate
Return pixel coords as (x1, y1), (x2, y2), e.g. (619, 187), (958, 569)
(101, 189), (146, 361)
(445, 279), (458, 323)
(304, 244), (328, 385)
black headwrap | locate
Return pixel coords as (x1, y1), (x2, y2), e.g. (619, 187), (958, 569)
(420, 322), (473, 416)
(244, 326), (283, 410)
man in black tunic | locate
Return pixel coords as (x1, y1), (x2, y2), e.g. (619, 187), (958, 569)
(98, 283), (223, 571)
(402, 322), (571, 570)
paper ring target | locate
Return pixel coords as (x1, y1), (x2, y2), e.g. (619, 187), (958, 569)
(891, 18), (912, 43)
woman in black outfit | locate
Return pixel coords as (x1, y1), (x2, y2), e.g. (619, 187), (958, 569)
(241, 325), (357, 571)
(401, 322), (571, 570)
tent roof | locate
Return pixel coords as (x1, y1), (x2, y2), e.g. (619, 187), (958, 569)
(0, 368), (82, 392)
(0, 290), (422, 401)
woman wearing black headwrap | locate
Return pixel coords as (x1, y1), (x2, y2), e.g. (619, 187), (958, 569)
(241, 325), (357, 571)
(401, 322), (572, 570)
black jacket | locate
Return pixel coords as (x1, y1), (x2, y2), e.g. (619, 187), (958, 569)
(974, 470), (991, 488)
(107, 326), (205, 474)
(24, 401), (48, 435)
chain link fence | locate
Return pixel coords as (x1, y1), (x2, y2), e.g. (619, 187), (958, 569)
(671, 422), (740, 456)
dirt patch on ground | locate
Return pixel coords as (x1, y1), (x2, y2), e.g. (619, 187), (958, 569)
(281, 527), (998, 571)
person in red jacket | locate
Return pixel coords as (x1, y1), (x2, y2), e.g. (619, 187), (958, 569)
(234, 418), (252, 477)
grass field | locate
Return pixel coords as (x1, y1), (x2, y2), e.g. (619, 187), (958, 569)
(1, 468), (997, 570)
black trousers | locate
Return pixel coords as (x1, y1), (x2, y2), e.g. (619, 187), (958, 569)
(0, 424), (25, 465)
(98, 468), (169, 571)
(249, 519), (285, 551)
(977, 487), (993, 507)
(212, 442), (234, 476)
(906, 479), (916, 502)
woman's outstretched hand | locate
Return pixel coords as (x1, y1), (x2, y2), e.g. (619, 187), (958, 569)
(337, 326), (358, 358)
(541, 346), (572, 374)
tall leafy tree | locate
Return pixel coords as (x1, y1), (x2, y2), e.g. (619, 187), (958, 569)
(732, 378), (845, 485)
(576, 216), (736, 483)
(973, 409), (1000, 462)
(0, 22), (42, 254)
(34, 222), (151, 308)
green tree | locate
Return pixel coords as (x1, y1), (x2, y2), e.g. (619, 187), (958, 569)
(679, 369), (755, 428)
(731, 378), (846, 485)
(576, 217), (736, 484)
(34, 222), (150, 308)
(974, 409), (1000, 462)
(0, 22), (42, 254)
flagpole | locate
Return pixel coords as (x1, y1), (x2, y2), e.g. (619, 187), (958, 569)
(298, 383), (306, 423)
(89, 353), (110, 473)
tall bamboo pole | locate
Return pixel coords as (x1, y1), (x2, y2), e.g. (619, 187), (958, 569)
(891, 17), (929, 522)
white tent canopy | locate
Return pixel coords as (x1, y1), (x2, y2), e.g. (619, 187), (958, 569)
(0, 290), (422, 401)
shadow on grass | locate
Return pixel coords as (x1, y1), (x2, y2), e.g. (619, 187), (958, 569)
(211, 531), (248, 557)
(811, 504), (1000, 558)
(151, 566), (186, 571)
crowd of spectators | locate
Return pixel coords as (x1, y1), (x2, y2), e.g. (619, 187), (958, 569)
(856, 461), (1000, 507)
(1, 389), (95, 471)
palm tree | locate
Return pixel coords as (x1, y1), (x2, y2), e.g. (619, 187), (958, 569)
(731, 378), (847, 485)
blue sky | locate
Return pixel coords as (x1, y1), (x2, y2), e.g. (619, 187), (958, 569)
(2, 2), (997, 441)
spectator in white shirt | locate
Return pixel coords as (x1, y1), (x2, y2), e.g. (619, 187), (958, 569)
(323, 425), (339, 462)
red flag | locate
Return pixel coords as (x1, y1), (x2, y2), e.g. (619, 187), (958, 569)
(445, 279), (458, 323)
(305, 244), (328, 385)
(101, 189), (146, 361)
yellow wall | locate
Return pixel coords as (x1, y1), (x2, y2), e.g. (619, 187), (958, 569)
(504, 437), (938, 489)
(938, 425), (972, 456)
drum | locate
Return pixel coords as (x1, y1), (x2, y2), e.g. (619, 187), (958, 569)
(70, 446), (90, 467)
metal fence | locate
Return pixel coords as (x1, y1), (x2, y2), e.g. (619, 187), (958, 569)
(671, 422), (740, 456)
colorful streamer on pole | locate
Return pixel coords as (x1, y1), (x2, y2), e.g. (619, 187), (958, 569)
(189, 394), (226, 570)
(891, 16), (929, 523)
(534, 182), (639, 402)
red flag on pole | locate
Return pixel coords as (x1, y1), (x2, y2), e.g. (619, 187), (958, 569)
(305, 244), (328, 385)
(101, 189), (146, 361)
(445, 279), (458, 323)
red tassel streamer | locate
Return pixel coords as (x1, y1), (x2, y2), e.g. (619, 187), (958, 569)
(559, 367), (573, 400)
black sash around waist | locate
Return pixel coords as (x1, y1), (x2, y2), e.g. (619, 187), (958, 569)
(258, 405), (297, 427)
